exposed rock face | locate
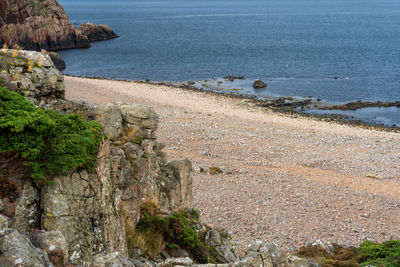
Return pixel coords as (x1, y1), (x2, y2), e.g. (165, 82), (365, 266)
(0, 50), (193, 265)
(0, 0), (118, 51)
(79, 22), (119, 42)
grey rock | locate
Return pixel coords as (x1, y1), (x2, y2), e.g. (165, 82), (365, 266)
(285, 255), (311, 267)
(246, 240), (263, 253)
(0, 229), (53, 267)
(123, 142), (143, 160)
(30, 230), (69, 264)
(205, 229), (222, 247)
(119, 104), (155, 121)
(0, 215), (9, 235)
(158, 257), (193, 267)
(259, 243), (286, 266)
(92, 252), (135, 267)
(95, 103), (123, 140)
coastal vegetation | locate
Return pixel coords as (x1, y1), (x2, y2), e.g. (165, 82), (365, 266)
(127, 199), (218, 263)
(296, 239), (400, 267)
(0, 85), (102, 182)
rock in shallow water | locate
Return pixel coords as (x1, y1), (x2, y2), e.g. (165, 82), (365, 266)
(253, 79), (267, 89)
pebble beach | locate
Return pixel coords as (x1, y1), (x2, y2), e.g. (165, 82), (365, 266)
(64, 76), (400, 254)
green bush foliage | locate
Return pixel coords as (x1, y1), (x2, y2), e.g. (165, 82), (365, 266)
(0, 86), (102, 182)
(132, 209), (218, 263)
(360, 240), (400, 267)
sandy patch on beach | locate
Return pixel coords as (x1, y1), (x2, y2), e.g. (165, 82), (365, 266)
(65, 76), (400, 253)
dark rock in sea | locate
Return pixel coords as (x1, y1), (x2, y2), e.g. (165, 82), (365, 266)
(78, 22), (119, 42)
(0, 0), (118, 51)
(41, 50), (66, 70)
(224, 75), (246, 82)
(187, 81), (195, 86)
(320, 100), (400, 111)
(253, 79), (267, 89)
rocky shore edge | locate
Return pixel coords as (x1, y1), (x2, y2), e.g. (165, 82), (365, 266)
(65, 74), (400, 133)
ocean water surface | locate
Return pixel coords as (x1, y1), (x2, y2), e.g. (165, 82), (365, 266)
(58, 0), (400, 126)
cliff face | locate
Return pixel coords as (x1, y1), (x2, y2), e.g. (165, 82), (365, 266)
(0, 0), (118, 51)
(0, 50), (193, 265)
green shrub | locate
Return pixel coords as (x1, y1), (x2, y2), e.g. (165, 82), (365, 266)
(131, 208), (217, 263)
(360, 240), (400, 267)
(0, 86), (102, 182)
(296, 240), (400, 267)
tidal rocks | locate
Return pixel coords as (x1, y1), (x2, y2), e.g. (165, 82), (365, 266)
(320, 100), (400, 111)
(78, 22), (119, 42)
(253, 79), (267, 89)
(0, 0), (118, 52)
(224, 76), (246, 82)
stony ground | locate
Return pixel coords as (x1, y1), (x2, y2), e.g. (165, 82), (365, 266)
(65, 76), (400, 254)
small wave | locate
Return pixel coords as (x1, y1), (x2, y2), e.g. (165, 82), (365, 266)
(157, 10), (400, 20)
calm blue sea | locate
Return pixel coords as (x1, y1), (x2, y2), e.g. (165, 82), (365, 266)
(58, 0), (400, 126)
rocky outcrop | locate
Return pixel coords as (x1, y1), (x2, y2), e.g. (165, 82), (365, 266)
(0, 0), (118, 52)
(79, 22), (119, 42)
(0, 50), (318, 267)
(0, 50), (193, 265)
(0, 49), (65, 105)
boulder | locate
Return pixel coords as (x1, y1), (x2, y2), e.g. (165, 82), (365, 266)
(0, 229), (53, 266)
(78, 22), (119, 42)
(92, 252), (135, 267)
(41, 50), (66, 70)
(253, 79), (267, 89)
(30, 230), (69, 265)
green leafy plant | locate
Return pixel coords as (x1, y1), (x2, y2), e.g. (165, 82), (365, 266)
(0, 86), (102, 182)
(128, 206), (218, 263)
(360, 240), (400, 267)
(135, 136), (143, 145)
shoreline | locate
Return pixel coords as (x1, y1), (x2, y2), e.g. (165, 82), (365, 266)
(64, 74), (400, 133)
(64, 75), (400, 253)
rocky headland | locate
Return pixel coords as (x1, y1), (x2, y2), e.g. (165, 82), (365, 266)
(0, 0), (118, 69)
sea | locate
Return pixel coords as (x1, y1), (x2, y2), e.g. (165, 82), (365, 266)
(58, 0), (400, 127)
